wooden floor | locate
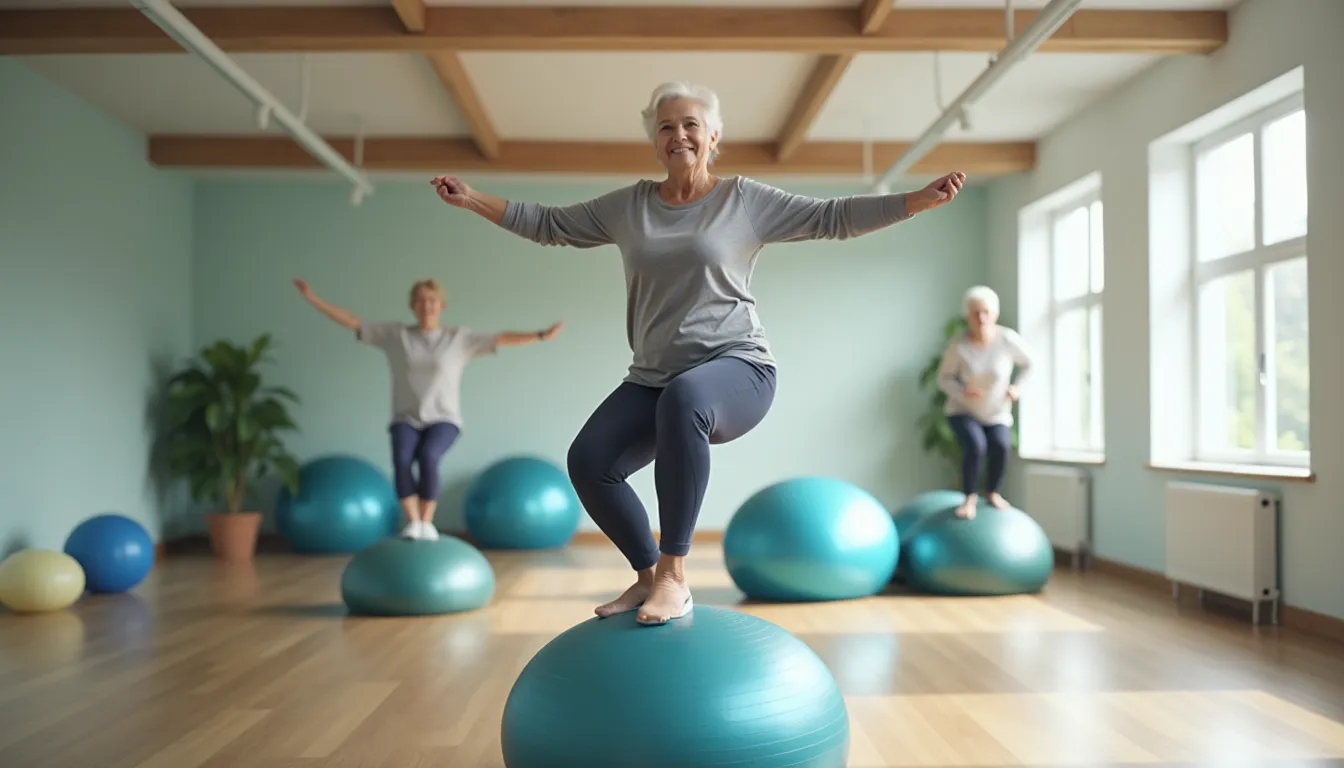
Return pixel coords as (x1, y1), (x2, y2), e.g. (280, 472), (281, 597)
(2, 541), (1344, 767)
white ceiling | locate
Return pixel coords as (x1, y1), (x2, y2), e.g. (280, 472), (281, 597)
(9, 0), (1238, 177)
(19, 47), (1164, 142)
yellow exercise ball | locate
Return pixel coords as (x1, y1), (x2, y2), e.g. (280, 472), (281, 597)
(0, 549), (86, 613)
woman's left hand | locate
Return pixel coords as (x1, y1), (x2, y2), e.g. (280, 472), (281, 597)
(541, 321), (564, 341)
(1006, 385), (1020, 402)
(906, 172), (966, 214)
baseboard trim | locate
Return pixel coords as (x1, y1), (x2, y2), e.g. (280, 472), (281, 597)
(1054, 547), (1344, 646)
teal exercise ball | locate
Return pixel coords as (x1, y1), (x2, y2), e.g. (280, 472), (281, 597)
(901, 505), (1054, 596)
(890, 490), (988, 580)
(723, 476), (898, 602)
(464, 456), (581, 550)
(274, 455), (400, 554)
(341, 536), (494, 616)
(500, 606), (849, 768)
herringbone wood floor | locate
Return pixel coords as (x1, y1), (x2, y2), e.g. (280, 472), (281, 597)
(2, 540), (1343, 767)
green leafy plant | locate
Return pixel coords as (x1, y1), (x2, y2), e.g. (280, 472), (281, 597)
(163, 334), (302, 514)
(916, 315), (1020, 475)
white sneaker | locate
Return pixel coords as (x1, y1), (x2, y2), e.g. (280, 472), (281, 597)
(420, 524), (440, 541)
(400, 522), (423, 539)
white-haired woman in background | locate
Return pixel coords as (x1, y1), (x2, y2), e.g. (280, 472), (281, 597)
(936, 285), (1033, 520)
(430, 81), (967, 625)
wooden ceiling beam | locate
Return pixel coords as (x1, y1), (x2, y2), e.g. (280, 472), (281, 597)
(775, 54), (854, 162)
(390, 0), (500, 161)
(858, 0), (895, 36)
(424, 52), (501, 161)
(0, 7), (1229, 55)
(145, 136), (1036, 177)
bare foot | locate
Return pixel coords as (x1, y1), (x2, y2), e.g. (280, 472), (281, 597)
(986, 492), (1011, 510)
(637, 573), (692, 626)
(595, 570), (653, 618)
(955, 494), (979, 520)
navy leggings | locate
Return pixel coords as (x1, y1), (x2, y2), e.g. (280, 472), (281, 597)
(567, 356), (777, 571)
(389, 421), (460, 500)
(947, 414), (1011, 496)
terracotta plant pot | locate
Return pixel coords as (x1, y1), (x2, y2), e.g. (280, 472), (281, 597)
(206, 511), (263, 561)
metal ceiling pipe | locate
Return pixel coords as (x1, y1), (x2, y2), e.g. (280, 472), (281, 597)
(128, 0), (375, 203)
(871, 0), (1084, 192)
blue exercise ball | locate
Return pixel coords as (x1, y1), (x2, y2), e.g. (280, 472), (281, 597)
(63, 514), (154, 593)
(890, 490), (988, 580)
(341, 535), (495, 616)
(902, 504), (1054, 596)
(500, 606), (849, 768)
(464, 456), (581, 549)
(723, 476), (898, 602)
(274, 455), (400, 554)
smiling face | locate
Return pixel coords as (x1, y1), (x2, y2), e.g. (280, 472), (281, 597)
(410, 284), (444, 326)
(654, 97), (719, 172)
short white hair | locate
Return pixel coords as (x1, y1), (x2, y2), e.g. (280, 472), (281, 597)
(963, 285), (1000, 314)
(640, 81), (724, 161)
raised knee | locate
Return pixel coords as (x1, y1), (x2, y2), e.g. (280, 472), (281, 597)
(656, 378), (711, 430)
(566, 436), (603, 488)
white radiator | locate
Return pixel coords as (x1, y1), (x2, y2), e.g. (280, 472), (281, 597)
(1023, 464), (1092, 568)
(1163, 481), (1280, 625)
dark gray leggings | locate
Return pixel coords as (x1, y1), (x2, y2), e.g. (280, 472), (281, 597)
(566, 356), (777, 570)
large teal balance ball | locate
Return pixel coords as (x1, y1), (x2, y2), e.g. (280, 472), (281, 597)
(724, 476), (898, 602)
(500, 606), (849, 768)
(341, 536), (495, 616)
(464, 456), (581, 549)
(275, 455), (400, 554)
(62, 514), (154, 593)
(890, 490), (988, 580)
(902, 505), (1054, 596)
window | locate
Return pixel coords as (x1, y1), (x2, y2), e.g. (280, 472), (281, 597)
(1047, 194), (1104, 455)
(1016, 173), (1105, 463)
(1189, 94), (1308, 468)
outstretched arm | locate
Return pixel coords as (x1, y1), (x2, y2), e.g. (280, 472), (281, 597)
(741, 172), (966, 244)
(293, 278), (361, 331)
(432, 175), (625, 248)
(495, 321), (564, 348)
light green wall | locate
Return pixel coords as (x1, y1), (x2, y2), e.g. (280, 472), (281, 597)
(192, 178), (988, 533)
(986, 0), (1344, 620)
(0, 60), (194, 553)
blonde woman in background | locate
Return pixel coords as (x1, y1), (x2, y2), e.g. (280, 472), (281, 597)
(294, 277), (563, 540)
(937, 285), (1033, 520)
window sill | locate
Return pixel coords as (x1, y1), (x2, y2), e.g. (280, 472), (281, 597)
(1018, 451), (1106, 466)
(1145, 460), (1315, 483)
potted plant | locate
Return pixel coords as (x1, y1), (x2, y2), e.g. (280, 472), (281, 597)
(164, 334), (301, 560)
(915, 314), (1019, 481)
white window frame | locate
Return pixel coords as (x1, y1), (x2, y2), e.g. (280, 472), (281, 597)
(1043, 190), (1105, 457)
(1188, 91), (1309, 469)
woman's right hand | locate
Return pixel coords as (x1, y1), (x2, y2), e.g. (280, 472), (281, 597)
(293, 277), (314, 299)
(431, 175), (473, 208)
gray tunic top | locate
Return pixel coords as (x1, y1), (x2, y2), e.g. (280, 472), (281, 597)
(501, 176), (912, 387)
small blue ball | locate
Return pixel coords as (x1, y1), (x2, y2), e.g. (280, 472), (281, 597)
(63, 513), (154, 593)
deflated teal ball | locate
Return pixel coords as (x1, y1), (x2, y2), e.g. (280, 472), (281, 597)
(341, 536), (495, 616)
(901, 504), (1054, 596)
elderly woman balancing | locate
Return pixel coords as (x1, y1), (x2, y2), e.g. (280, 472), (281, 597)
(430, 80), (967, 625)
(294, 277), (563, 541)
(936, 285), (1033, 520)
